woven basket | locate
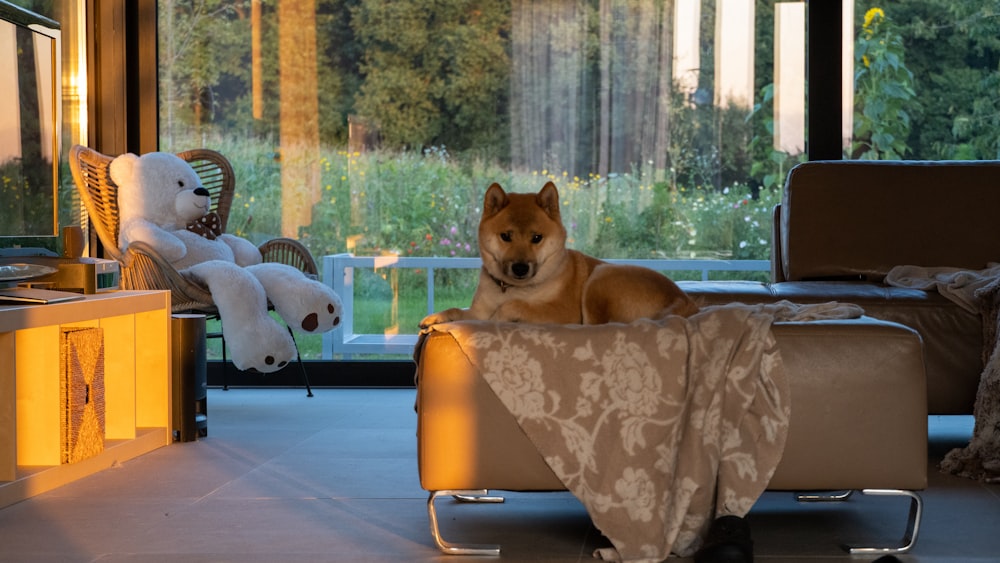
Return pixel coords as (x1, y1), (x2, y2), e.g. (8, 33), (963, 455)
(60, 327), (106, 464)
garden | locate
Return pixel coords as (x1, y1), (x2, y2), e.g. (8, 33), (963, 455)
(151, 1), (1000, 359)
(188, 134), (779, 359)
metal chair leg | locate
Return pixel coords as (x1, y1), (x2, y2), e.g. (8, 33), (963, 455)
(287, 326), (313, 397)
(795, 490), (854, 502)
(427, 490), (504, 555)
(211, 328), (229, 391)
(795, 489), (922, 555)
(844, 489), (922, 555)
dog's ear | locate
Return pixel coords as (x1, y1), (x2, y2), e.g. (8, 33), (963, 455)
(483, 183), (509, 217)
(537, 182), (561, 219)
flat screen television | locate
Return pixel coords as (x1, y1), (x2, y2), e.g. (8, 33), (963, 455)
(0, 1), (60, 242)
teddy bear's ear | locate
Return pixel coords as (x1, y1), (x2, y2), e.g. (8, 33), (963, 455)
(109, 153), (140, 188)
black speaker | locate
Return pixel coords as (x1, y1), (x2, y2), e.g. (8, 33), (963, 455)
(172, 314), (208, 441)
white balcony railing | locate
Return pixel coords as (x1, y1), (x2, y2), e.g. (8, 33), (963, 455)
(321, 253), (770, 358)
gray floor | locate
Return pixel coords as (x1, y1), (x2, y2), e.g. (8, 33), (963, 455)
(0, 388), (997, 562)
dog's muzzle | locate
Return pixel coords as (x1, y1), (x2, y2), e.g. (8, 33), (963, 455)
(510, 262), (533, 279)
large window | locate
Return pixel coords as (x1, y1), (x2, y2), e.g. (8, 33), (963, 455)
(158, 1), (791, 359)
(154, 1), (1000, 360)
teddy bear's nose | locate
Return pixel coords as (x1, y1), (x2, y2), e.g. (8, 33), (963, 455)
(194, 187), (209, 196)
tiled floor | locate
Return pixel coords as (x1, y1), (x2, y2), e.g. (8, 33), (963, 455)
(0, 388), (997, 562)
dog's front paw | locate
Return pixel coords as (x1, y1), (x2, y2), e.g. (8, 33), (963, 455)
(420, 308), (464, 329)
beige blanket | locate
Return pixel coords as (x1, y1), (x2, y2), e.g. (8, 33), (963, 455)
(887, 264), (1000, 482)
(940, 277), (1000, 482)
(425, 303), (810, 561)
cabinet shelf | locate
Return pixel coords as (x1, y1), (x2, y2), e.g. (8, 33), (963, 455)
(0, 291), (172, 509)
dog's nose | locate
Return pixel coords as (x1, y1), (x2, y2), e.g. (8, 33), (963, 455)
(511, 263), (531, 278)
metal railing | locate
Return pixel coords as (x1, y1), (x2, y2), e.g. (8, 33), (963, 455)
(322, 253), (770, 357)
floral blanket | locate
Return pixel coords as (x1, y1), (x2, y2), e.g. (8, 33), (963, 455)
(422, 303), (829, 561)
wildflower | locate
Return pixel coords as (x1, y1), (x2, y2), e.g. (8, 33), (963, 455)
(863, 7), (884, 29)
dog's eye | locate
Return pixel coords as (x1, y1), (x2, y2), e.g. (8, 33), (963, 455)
(500, 232), (512, 242)
(178, 180), (185, 188)
(531, 234), (543, 244)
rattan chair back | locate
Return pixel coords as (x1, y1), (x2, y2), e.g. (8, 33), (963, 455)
(68, 145), (241, 313)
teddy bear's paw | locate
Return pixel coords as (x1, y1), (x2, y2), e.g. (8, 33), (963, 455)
(231, 345), (296, 374)
(296, 299), (343, 333)
(225, 322), (297, 374)
(247, 263), (345, 334)
(254, 355), (288, 373)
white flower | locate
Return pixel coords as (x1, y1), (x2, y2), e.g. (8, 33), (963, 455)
(603, 334), (661, 417)
(483, 345), (546, 420)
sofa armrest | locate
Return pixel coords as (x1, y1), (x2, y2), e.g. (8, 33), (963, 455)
(771, 203), (785, 283)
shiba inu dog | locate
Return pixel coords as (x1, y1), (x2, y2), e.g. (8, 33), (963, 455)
(420, 182), (698, 327)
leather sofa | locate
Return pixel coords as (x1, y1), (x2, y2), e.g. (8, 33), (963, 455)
(416, 315), (926, 556)
(415, 160), (1000, 556)
(683, 159), (1000, 415)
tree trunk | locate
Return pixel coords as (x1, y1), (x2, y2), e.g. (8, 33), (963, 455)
(278, 0), (320, 238)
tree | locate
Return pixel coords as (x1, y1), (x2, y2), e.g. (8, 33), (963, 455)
(903, 1), (1000, 159)
(350, 0), (511, 154)
(158, 0), (250, 149)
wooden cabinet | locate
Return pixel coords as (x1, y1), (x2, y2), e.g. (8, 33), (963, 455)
(0, 291), (172, 508)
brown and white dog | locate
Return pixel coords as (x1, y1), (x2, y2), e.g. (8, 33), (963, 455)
(420, 182), (698, 327)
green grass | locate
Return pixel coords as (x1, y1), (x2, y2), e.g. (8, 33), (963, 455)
(181, 139), (779, 361)
(206, 264), (771, 361)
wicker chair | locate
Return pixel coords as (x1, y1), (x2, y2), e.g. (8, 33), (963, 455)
(69, 144), (318, 396)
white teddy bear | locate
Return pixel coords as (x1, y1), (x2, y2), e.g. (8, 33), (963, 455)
(110, 151), (343, 373)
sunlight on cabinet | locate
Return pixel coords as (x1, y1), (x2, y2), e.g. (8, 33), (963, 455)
(0, 291), (172, 508)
